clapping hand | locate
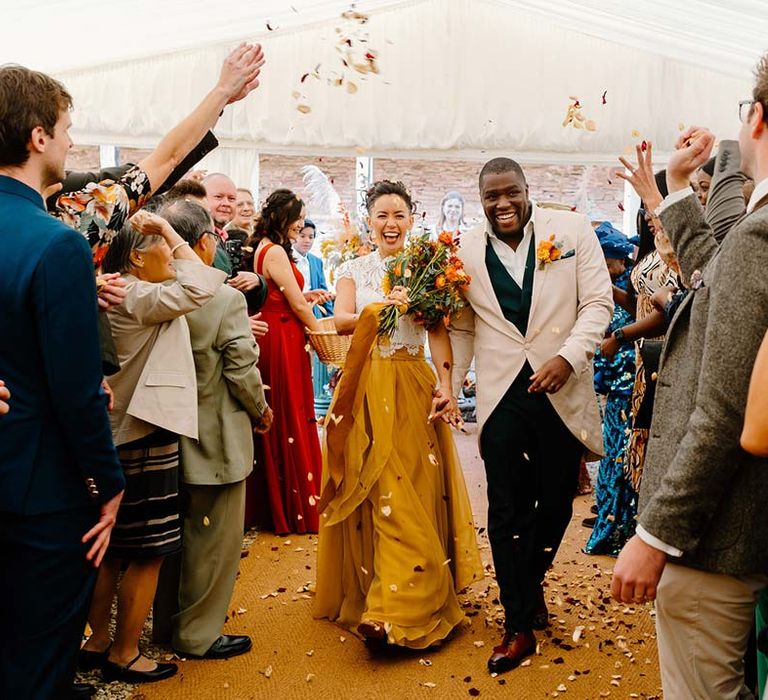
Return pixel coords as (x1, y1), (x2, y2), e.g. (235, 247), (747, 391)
(96, 272), (128, 311)
(218, 42), (266, 105)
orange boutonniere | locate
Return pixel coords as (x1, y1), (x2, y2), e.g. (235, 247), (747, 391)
(536, 235), (575, 270)
(537, 235), (563, 268)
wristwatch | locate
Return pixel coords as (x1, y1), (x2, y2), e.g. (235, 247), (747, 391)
(613, 328), (626, 343)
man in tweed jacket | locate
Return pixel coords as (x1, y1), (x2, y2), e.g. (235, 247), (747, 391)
(612, 56), (768, 698)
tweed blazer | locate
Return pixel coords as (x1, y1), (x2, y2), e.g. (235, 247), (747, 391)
(639, 192), (768, 575)
(450, 204), (613, 456)
(180, 284), (268, 485)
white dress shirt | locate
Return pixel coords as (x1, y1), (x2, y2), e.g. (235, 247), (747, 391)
(487, 222), (534, 287)
(293, 248), (311, 293)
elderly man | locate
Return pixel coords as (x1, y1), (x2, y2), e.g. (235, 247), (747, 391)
(159, 200), (273, 660)
(203, 172), (238, 275)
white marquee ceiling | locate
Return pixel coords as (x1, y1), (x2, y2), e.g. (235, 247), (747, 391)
(2, 0), (766, 161)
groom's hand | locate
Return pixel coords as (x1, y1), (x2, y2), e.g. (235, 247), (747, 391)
(528, 356), (572, 394)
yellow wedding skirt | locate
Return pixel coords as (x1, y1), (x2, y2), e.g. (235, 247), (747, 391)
(314, 306), (483, 649)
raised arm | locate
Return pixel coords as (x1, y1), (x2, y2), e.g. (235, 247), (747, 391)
(705, 139), (747, 243)
(138, 44), (265, 194)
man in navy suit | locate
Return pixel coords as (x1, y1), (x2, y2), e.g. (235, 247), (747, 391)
(0, 65), (125, 699)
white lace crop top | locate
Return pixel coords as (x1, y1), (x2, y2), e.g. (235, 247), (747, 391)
(336, 252), (425, 356)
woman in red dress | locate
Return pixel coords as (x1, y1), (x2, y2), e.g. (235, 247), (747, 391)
(244, 190), (323, 534)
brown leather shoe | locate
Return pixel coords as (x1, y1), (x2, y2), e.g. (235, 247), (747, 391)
(487, 630), (536, 674)
(532, 588), (549, 630)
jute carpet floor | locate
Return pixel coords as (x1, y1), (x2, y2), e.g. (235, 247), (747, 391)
(134, 426), (662, 700)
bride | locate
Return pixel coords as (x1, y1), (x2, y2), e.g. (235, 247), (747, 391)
(313, 180), (482, 649)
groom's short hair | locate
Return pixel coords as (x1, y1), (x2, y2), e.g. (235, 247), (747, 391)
(479, 158), (526, 188)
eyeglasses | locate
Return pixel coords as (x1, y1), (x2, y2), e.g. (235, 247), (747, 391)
(739, 99), (755, 123)
(201, 231), (220, 243)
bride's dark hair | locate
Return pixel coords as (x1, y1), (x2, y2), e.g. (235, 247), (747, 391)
(364, 180), (417, 214)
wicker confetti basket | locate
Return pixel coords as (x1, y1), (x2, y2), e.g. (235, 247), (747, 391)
(306, 317), (352, 368)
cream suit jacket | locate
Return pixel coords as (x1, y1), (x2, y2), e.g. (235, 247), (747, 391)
(450, 204), (613, 456)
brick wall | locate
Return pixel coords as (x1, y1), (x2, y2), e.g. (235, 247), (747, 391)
(65, 147), (626, 229)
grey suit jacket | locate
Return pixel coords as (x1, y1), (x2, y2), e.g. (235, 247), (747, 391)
(180, 284), (268, 486)
(639, 192), (768, 575)
(704, 139), (746, 243)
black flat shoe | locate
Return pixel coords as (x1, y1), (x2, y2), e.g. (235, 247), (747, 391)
(102, 653), (177, 684)
(78, 644), (110, 671)
(590, 504), (598, 514)
(70, 683), (96, 699)
(582, 516), (597, 528)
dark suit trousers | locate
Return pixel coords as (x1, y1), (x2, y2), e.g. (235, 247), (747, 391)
(480, 364), (583, 633)
(0, 506), (98, 699)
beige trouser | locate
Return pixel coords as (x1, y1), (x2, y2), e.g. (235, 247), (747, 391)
(171, 480), (246, 655)
(656, 562), (768, 700)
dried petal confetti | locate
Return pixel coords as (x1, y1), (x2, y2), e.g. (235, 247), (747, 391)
(297, 104), (312, 114)
(601, 90), (607, 105)
(428, 454), (439, 466)
(389, 584), (398, 592)
(631, 129), (641, 138)
(203, 516), (211, 527)
(381, 505), (392, 517)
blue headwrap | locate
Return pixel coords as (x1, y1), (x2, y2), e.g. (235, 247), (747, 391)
(594, 222), (634, 259)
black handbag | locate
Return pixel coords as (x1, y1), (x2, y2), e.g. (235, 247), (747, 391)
(633, 339), (663, 430)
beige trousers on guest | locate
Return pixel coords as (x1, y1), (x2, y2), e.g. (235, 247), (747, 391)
(171, 480), (246, 656)
(656, 562), (768, 700)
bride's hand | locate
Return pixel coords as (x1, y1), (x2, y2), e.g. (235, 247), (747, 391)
(385, 285), (410, 310)
(429, 386), (458, 424)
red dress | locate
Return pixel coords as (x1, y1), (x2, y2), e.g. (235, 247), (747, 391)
(245, 244), (322, 534)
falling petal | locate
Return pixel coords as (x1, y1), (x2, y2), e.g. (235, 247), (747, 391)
(381, 505), (392, 517)
(203, 515), (211, 527)
(601, 90), (607, 105)
(297, 105), (312, 114)
(631, 129), (641, 138)
(428, 454), (439, 466)
(389, 584), (398, 592)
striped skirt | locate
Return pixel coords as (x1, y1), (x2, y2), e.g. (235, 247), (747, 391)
(108, 429), (182, 560)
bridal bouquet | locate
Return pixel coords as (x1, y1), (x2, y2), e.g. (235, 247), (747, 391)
(378, 231), (471, 337)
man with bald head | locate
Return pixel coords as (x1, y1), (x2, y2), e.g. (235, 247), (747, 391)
(203, 173), (237, 275)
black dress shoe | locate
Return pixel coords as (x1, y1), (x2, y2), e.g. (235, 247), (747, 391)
(582, 516), (597, 528)
(78, 645), (110, 671)
(591, 504), (598, 514)
(175, 634), (253, 660)
(204, 634), (252, 659)
(102, 653), (177, 684)
(70, 683), (96, 699)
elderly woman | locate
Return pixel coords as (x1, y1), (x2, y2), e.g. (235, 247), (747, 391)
(78, 211), (225, 684)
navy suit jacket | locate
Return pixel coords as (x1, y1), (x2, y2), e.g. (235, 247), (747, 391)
(308, 252), (334, 318)
(0, 176), (124, 515)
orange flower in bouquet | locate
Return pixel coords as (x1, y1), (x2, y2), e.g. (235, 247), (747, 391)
(378, 231), (471, 337)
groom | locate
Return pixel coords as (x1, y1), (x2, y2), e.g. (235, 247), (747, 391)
(450, 158), (612, 673)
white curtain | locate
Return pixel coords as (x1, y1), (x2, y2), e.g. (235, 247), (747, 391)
(52, 0), (755, 161)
